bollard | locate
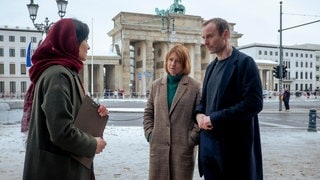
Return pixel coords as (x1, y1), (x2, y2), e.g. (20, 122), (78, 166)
(307, 109), (317, 132)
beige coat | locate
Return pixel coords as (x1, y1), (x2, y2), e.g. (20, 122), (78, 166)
(143, 75), (201, 180)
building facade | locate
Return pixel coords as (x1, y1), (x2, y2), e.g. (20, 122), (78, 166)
(107, 12), (242, 97)
(0, 26), (122, 99)
(4, 13), (319, 99)
(239, 43), (320, 94)
(0, 26), (42, 98)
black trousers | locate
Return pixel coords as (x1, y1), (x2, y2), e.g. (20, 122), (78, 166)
(283, 100), (290, 110)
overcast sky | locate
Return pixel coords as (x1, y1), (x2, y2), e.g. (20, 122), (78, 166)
(2, 0), (320, 55)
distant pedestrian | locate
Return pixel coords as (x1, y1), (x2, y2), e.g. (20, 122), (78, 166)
(143, 44), (201, 180)
(283, 89), (290, 111)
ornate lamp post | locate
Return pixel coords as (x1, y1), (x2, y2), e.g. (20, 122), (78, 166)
(27, 0), (68, 34)
(156, 0), (185, 43)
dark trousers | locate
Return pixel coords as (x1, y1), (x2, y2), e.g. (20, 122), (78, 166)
(199, 132), (223, 179)
(283, 100), (290, 110)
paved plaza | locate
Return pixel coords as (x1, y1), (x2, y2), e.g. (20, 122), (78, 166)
(0, 98), (320, 179)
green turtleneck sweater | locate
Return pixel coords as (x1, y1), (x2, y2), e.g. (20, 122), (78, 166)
(167, 74), (182, 110)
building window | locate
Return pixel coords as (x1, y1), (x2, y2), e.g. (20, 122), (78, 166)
(136, 61), (142, 68)
(270, 51), (273, 56)
(295, 72), (298, 79)
(296, 53), (298, 57)
(20, 48), (26, 57)
(21, 81), (27, 93)
(310, 54), (313, 58)
(258, 50), (262, 55)
(0, 35), (3, 41)
(0, 64), (4, 74)
(290, 52), (293, 57)
(305, 72), (308, 79)
(305, 53), (308, 58)
(310, 72), (313, 80)
(9, 48), (15, 57)
(21, 64), (26, 75)
(285, 52), (288, 56)
(264, 51), (267, 55)
(10, 81), (16, 93)
(0, 81), (4, 93)
(275, 52), (278, 56)
(310, 62), (313, 68)
(9, 36), (15, 42)
(300, 53), (303, 57)
(305, 62), (308, 68)
(31, 37), (37, 43)
(300, 62), (303, 68)
(10, 64), (15, 74)
(0, 48), (3, 57)
(20, 36), (26, 43)
(296, 61), (298, 67)
(300, 72), (303, 79)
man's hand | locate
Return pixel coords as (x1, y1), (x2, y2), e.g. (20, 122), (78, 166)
(196, 113), (213, 130)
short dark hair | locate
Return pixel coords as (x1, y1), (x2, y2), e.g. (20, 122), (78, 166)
(73, 19), (89, 45)
(203, 18), (229, 36)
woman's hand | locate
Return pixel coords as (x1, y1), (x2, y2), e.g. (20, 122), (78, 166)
(97, 104), (109, 117)
(95, 137), (107, 154)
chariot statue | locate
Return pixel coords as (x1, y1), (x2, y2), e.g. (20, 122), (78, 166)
(155, 0), (185, 16)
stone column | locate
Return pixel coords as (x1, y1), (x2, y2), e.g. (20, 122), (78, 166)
(121, 39), (131, 93)
(259, 69), (264, 89)
(83, 63), (89, 93)
(145, 40), (154, 93)
(193, 44), (202, 81)
(97, 64), (104, 97)
(184, 44), (202, 82)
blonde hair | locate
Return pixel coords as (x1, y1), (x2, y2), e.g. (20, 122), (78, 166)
(164, 43), (191, 75)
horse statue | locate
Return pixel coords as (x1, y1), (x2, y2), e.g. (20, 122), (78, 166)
(169, 0), (185, 14)
(155, 0), (185, 16)
(155, 8), (168, 16)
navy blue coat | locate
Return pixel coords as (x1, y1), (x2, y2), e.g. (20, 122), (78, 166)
(195, 48), (263, 179)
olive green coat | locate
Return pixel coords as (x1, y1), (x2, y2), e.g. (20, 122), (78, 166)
(23, 65), (97, 180)
(143, 75), (201, 180)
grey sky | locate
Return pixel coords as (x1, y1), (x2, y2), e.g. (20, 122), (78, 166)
(2, 0), (320, 55)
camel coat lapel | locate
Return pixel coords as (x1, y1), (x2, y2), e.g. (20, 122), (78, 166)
(169, 75), (188, 116)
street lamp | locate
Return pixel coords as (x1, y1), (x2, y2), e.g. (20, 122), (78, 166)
(159, 12), (176, 43)
(278, 1), (284, 111)
(278, 1), (320, 111)
(27, 0), (68, 34)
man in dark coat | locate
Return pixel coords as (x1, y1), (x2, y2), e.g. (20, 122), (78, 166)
(194, 18), (263, 179)
(283, 89), (291, 111)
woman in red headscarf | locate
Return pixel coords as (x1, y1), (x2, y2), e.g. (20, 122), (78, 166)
(22, 18), (108, 180)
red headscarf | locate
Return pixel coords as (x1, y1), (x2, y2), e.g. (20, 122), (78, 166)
(21, 18), (84, 132)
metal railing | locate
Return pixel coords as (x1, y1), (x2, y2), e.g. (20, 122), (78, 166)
(0, 91), (149, 100)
